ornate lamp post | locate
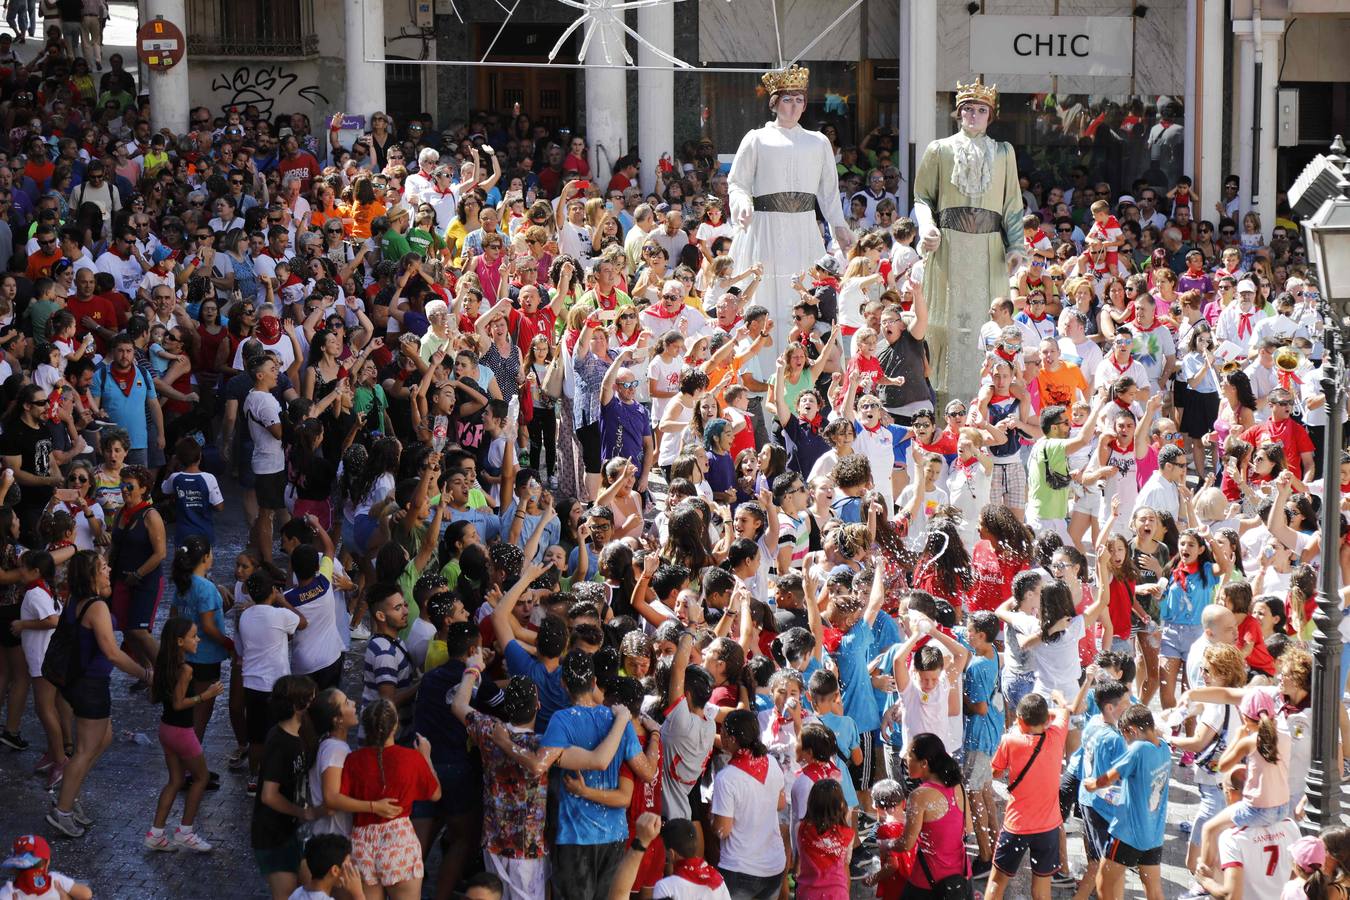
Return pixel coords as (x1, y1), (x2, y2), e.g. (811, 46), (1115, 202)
(1291, 135), (1350, 833)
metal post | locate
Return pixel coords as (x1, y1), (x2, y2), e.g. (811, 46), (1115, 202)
(1304, 315), (1344, 834)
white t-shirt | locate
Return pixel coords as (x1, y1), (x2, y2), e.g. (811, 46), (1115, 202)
(710, 755), (787, 877)
(287, 559), (343, 676)
(406, 616), (436, 670)
(647, 355), (684, 425)
(694, 221), (734, 249)
(1134, 472), (1180, 520)
(354, 472), (395, 519)
(243, 389), (285, 475)
(896, 483), (950, 550)
(653, 875), (732, 900)
(20, 585), (59, 678)
(898, 674), (956, 753)
(237, 604), (301, 691)
(1031, 615), (1085, 696)
(661, 699), (717, 820)
(232, 336), (297, 373)
(1218, 818), (1302, 900)
(54, 500), (105, 551)
(308, 735), (353, 836)
(1193, 700), (1241, 786)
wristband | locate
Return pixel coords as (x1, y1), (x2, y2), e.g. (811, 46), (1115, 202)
(629, 837), (647, 853)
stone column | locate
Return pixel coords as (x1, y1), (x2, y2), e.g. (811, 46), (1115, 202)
(583, 0), (629, 181)
(345, 0), (387, 120)
(637, 1), (674, 193)
(908, 0), (937, 161)
(1197, 0), (1224, 215)
(1231, 18), (1284, 230)
(144, 0), (189, 134)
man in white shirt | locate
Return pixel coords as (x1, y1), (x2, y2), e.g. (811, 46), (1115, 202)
(402, 147), (439, 204)
(1251, 293), (1307, 347)
(1134, 444), (1188, 522)
(1215, 280), (1265, 354)
(640, 280), (711, 345)
(94, 227), (147, 296)
(243, 354), (288, 561)
(650, 206), (690, 262)
(1243, 339), (1280, 417)
(1058, 308), (1102, 375)
(623, 204), (658, 273)
(851, 170), (897, 228)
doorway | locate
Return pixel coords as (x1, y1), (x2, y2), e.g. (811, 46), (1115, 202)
(475, 23), (576, 130)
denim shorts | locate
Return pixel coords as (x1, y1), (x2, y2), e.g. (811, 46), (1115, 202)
(1002, 670), (1035, 715)
(1190, 782), (1225, 846)
(1160, 622), (1203, 660)
(1232, 800), (1292, 828)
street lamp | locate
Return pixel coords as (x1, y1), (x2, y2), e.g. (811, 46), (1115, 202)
(1290, 135), (1350, 834)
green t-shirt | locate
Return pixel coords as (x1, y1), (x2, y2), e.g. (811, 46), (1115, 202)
(406, 227), (443, 260)
(353, 383), (388, 427)
(1026, 437), (1072, 521)
(382, 230), (413, 262)
(25, 298), (61, 350)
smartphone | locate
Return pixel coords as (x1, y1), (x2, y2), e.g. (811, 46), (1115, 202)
(54, 488), (80, 503)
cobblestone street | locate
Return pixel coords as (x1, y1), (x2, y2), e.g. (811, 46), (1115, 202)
(0, 488), (1309, 898)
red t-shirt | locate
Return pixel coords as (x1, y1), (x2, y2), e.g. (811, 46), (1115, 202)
(340, 744), (438, 828)
(1241, 418), (1315, 480)
(277, 151), (322, 191)
(1106, 578), (1135, 641)
(620, 732), (665, 890)
(1236, 614), (1275, 676)
(968, 540), (1027, 613)
(65, 294), (119, 354)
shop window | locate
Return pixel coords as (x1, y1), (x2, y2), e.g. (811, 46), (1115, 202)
(187, 0), (318, 57)
(987, 94), (1186, 198)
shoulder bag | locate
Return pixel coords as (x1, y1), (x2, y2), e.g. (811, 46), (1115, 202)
(912, 783), (973, 900)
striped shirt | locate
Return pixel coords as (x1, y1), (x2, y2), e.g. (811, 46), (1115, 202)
(363, 634), (416, 740)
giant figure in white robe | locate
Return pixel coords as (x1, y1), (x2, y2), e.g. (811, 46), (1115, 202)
(728, 65), (853, 351)
(913, 77), (1026, 402)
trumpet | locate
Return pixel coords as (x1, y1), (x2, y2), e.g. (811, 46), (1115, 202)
(1275, 347), (1301, 373)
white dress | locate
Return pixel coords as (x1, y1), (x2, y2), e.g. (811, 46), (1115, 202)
(728, 121), (848, 351)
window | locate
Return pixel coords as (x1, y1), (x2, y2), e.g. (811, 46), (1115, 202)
(187, 0), (317, 56)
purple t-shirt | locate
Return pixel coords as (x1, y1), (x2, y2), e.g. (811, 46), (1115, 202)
(599, 396), (652, 473)
(1177, 272), (1213, 297)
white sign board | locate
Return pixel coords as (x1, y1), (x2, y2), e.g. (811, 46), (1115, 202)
(970, 15), (1134, 77)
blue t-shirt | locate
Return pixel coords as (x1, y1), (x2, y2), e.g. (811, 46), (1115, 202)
(874, 642), (906, 748)
(816, 711), (860, 807)
(91, 361), (157, 451)
(446, 506), (502, 543)
(173, 574), (227, 664)
(867, 612), (901, 716)
(567, 543), (601, 582)
(832, 496), (863, 524)
(504, 639), (569, 732)
(541, 704), (641, 845)
(1160, 562), (1218, 627)
(1076, 715), (1127, 817)
(833, 618), (881, 733)
(1106, 737), (1172, 850)
(162, 470), (222, 543)
(963, 653), (1002, 755)
(499, 500), (562, 564)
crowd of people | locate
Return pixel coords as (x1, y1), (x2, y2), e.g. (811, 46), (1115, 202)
(0, 23), (1346, 900)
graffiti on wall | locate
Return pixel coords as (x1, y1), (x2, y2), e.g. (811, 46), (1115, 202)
(209, 66), (331, 118)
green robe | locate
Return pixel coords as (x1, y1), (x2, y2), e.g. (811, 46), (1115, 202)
(913, 133), (1025, 402)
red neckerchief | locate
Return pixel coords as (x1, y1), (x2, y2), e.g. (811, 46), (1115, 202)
(1026, 311), (1047, 323)
(802, 760), (840, 782)
(593, 287), (619, 311)
(821, 625), (843, 652)
(14, 866), (51, 896)
(1113, 397), (1132, 410)
(995, 346), (1018, 364)
(728, 749), (768, 783)
(954, 454), (979, 473)
(1238, 311), (1254, 339)
(1109, 438), (1132, 455)
(47, 540), (73, 553)
(645, 302), (680, 320)
(800, 822), (855, 874)
(1174, 560), (1201, 590)
(861, 421), (883, 434)
(1031, 229), (1049, 248)
(811, 276), (839, 290)
(1110, 355), (1133, 375)
(770, 708), (792, 737)
(1277, 369), (1302, 391)
(1136, 319), (1161, 334)
(799, 413), (823, 432)
(673, 859), (724, 888)
(108, 246), (130, 260)
(24, 578), (49, 593)
(615, 328), (641, 347)
(118, 500), (152, 528)
(109, 362), (136, 396)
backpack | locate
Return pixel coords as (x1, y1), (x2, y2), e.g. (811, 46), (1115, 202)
(42, 596), (101, 688)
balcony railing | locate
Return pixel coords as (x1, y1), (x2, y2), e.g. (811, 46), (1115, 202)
(186, 0), (318, 57)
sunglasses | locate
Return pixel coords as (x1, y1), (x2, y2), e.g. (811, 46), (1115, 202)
(68, 475), (88, 484)
(1221, 229), (1236, 236)
(859, 403), (881, 411)
(120, 482), (136, 490)
(946, 409), (966, 417)
(617, 379), (640, 389)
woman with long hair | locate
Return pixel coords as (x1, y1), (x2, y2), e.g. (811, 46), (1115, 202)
(968, 504), (1032, 613)
(446, 193), (483, 268)
(344, 435), (401, 555)
(912, 515), (974, 612)
(899, 732), (970, 898)
(109, 465), (167, 673)
(288, 419), (338, 532)
(147, 617), (221, 852)
(348, 174), (386, 242)
(1158, 528), (1232, 708)
(212, 228), (259, 309)
(48, 551), (152, 838)
(341, 699), (440, 899)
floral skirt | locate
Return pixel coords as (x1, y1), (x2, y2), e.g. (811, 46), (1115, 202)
(351, 816), (423, 886)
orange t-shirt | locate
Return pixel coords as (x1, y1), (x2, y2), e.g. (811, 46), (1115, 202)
(1037, 362), (1089, 409)
(991, 709), (1069, 834)
(348, 201), (386, 240)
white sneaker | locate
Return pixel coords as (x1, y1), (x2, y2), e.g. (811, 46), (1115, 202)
(144, 830), (173, 851)
(172, 828), (213, 852)
(71, 798), (93, 827)
(350, 623), (372, 641)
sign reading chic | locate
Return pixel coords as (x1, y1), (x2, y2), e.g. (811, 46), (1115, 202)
(969, 15), (1134, 77)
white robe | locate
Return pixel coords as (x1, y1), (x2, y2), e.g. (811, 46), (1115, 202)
(728, 121), (848, 351)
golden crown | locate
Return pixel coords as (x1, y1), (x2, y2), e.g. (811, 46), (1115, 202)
(761, 65), (809, 95)
(955, 76), (998, 109)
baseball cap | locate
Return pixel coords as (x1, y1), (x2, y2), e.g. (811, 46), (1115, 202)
(1116, 195), (1137, 208)
(813, 254), (841, 277)
(1236, 279), (1257, 294)
(151, 245), (175, 264)
(51, 258), (72, 276)
(1290, 836), (1326, 870)
(3, 834), (50, 870)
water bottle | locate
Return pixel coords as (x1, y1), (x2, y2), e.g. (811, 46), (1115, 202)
(1099, 784), (1124, 805)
